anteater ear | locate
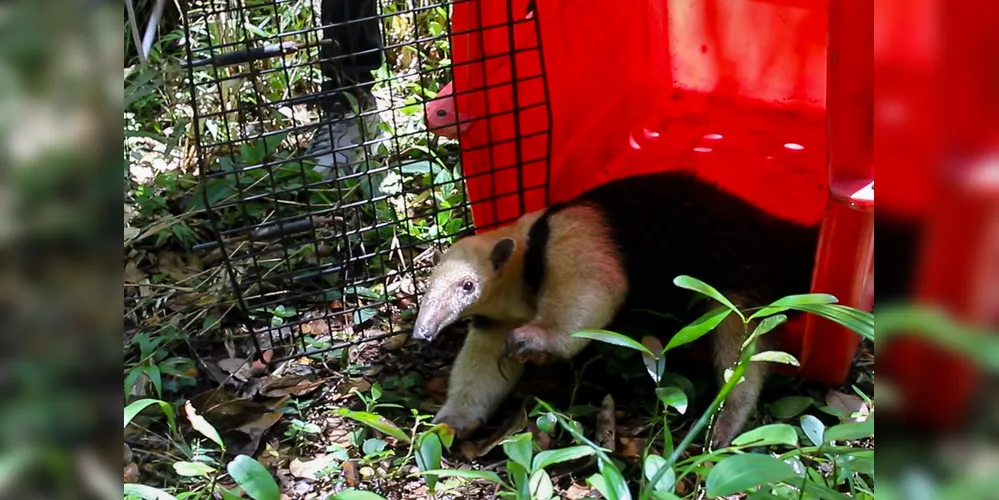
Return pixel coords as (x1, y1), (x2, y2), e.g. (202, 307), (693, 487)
(489, 238), (517, 271)
(431, 248), (444, 265)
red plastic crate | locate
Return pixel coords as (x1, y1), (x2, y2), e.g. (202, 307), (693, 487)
(437, 0), (874, 386)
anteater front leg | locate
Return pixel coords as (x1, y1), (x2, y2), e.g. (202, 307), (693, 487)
(434, 322), (524, 438)
(502, 204), (629, 365)
(709, 294), (772, 449)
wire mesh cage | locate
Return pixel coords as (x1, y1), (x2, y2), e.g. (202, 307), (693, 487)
(179, 0), (550, 362)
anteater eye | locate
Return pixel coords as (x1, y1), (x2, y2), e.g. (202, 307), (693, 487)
(461, 280), (475, 292)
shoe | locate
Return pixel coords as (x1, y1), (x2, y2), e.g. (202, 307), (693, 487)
(305, 97), (384, 179)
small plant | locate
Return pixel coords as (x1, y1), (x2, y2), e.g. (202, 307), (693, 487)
(124, 399), (282, 500)
(125, 329), (197, 398)
(559, 275), (874, 499)
(419, 431), (598, 499)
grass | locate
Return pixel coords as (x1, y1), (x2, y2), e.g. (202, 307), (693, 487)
(123, 1), (877, 499)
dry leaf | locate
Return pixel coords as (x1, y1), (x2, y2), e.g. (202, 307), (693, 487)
(217, 358), (267, 382)
(526, 421), (551, 451)
(341, 460), (360, 487)
(332, 378), (372, 401)
(258, 376), (325, 398)
(418, 398), (442, 413)
(155, 251), (204, 282)
(123, 463), (140, 483)
(124, 261), (147, 284)
(595, 394), (616, 452)
(476, 403), (529, 457)
(826, 390), (870, 422)
(234, 409), (284, 454)
(425, 376), (449, 401)
(380, 332), (408, 351)
(288, 454), (338, 481)
(563, 482), (595, 499)
(618, 437), (647, 460)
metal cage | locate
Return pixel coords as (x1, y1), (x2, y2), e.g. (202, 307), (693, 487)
(180, 0), (550, 362)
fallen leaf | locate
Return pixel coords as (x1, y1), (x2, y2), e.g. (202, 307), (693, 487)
(419, 398), (442, 413)
(288, 454), (338, 480)
(618, 437), (647, 460)
(563, 482), (595, 499)
(188, 389), (274, 432)
(334, 378), (372, 399)
(595, 394), (616, 452)
(155, 251), (204, 282)
(476, 403), (529, 457)
(380, 332), (408, 351)
(300, 318), (331, 337)
(123, 444), (132, 465)
(217, 358), (266, 382)
(232, 409), (285, 456)
(826, 390), (870, 423)
(124, 261), (146, 284)
(258, 376), (325, 398)
(425, 376), (449, 402)
(359, 466), (375, 477)
(341, 460), (360, 487)
(123, 463), (139, 483)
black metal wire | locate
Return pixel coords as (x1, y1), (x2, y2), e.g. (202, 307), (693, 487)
(181, 0), (551, 363)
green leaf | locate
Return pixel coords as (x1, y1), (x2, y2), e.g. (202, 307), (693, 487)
(353, 307), (378, 326)
(749, 294), (838, 320)
(506, 460), (530, 497)
(226, 455), (280, 500)
(664, 307), (732, 352)
(641, 336), (666, 383)
(572, 330), (653, 357)
(731, 424), (799, 448)
(598, 460), (632, 500)
(529, 470), (555, 500)
(425, 423), (456, 449)
(643, 454), (675, 492)
(217, 487), (243, 500)
(791, 303), (874, 341)
(799, 478), (852, 500)
(419, 469), (506, 486)
(769, 396), (814, 419)
(172, 461), (215, 477)
(184, 401), (225, 450)
(673, 276), (745, 321)
(746, 314), (788, 346)
(532, 445), (596, 471)
(501, 432), (534, 471)
(655, 387), (688, 415)
(705, 454), (799, 498)
(824, 419), (874, 443)
(400, 160), (433, 174)
(338, 409), (411, 443)
(750, 351), (800, 366)
(328, 490), (389, 500)
(123, 484), (179, 500)
(362, 438), (388, 456)
(586, 473), (613, 500)
(142, 364), (163, 397)
(415, 433), (443, 491)
(650, 492), (683, 500)
(800, 415), (826, 446)
(536, 413), (556, 434)
(124, 399), (176, 433)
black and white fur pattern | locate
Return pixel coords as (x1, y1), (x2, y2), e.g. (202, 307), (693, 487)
(417, 171), (819, 447)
